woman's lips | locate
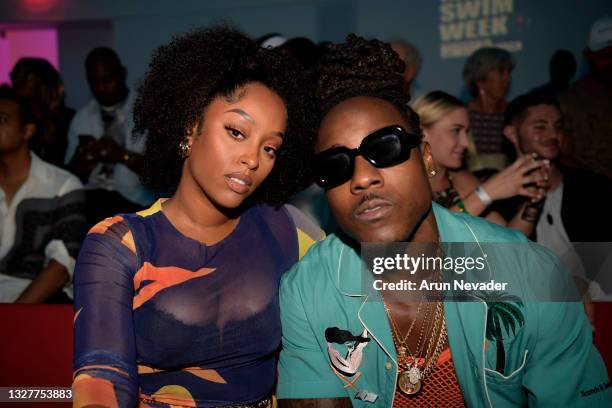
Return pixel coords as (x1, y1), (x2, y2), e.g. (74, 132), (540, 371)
(452, 150), (465, 160)
(224, 173), (252, 194)
(353, 198), (393, 222)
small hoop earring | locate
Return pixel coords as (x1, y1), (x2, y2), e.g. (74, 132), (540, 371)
(179, 138), (191, 158)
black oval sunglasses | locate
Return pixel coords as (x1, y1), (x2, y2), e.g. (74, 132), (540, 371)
(312, 125), (422, 190)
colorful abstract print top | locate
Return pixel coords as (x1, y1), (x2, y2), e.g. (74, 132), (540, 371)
(73, 200), (322, 407)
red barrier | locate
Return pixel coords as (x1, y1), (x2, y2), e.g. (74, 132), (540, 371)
(0, 304), (72, 408)
(593, 302), (612, 376)
(0, 301), (609, 408)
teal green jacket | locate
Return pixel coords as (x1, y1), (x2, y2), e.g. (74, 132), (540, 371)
(277, 203), (611, 407)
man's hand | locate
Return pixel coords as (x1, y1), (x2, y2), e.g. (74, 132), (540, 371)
(482, 155), (549, 201)
(68, 135), (99, 178)
(15, 260), (69, 303)
(95, 137), (127, 164)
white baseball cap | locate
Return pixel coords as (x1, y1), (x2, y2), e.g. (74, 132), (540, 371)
(588, 15), (612, 52)
(259, 34), (287, 49)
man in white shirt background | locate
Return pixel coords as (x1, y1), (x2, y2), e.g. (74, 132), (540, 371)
(65, 47), (154, 225)
(0, 85), (86, 303)
(502, 90), (612, 315)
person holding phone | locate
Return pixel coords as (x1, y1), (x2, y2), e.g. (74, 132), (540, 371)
(503, 90), (612, 324)
(413, 91), (550, 236)
(65, 47), (153, 223)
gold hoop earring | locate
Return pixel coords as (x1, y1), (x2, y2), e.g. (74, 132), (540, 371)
(179, 138), (191, 158)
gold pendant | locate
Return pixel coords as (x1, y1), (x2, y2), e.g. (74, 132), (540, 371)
(408, 365), (421, 384)
(398, 370), (422, 395)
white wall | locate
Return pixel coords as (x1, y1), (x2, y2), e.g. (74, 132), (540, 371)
(112, 2), (318, 99)
(355, 0), (612, 100)
(57, 21), (113, 108)
(0, 28), (58, 86)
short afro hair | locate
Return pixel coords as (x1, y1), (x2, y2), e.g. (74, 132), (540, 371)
(133, 25), (316, 205)
(0, 84), (37, 126)
(85, 47), (122, 72)
(11, 58), (63, 92)
(505, 90), (561, 126)
(314, 34), (421, 134)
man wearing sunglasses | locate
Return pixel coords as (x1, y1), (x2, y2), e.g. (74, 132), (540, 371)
(277, 35), (610, 407)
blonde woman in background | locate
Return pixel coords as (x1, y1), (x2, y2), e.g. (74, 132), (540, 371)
(413, 91), (549, 235)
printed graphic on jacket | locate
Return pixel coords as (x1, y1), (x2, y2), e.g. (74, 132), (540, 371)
(325, 327), (371, 376)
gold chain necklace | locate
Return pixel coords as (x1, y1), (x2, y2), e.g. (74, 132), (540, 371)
(383, 247), (447, 395)
(384, 299), (424, 360)
(410, 301), (435, 358)
(396, 309), (448, 395)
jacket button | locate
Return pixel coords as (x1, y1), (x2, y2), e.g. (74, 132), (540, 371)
(385, 362), (392, 370)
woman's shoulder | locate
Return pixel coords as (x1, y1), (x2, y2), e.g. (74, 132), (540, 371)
(87, 215), (131, 239)
(251, 204), (322, 235)
(253, 204), (326, 259)
(85, 215), (135, 251)
(80, 216), (138, 269)
(283, 205), (325, 238)
(85, 201), (164, 251)
(283, 204), (326, 259)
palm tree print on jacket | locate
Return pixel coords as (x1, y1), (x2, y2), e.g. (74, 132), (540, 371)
(482, 292), (525, 374)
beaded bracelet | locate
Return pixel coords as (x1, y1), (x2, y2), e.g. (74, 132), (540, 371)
(456, 199), (470, 214)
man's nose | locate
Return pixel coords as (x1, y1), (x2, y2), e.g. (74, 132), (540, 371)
(350, 156), (383, 193)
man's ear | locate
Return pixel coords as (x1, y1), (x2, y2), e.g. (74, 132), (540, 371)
(23, 123), (36, 142)
(420, 126), (430, 142)
(421, 141), (436, 177)
(475, 80), (485, 96)
(504, 124), (525, 157)
(503, 124), (519, 148)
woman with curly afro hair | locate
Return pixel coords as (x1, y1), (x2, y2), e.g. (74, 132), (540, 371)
(72, 25), (323, 407)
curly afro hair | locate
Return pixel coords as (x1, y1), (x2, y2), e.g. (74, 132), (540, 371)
(314, 34), (421, 133)
(133, 25), (316, 205)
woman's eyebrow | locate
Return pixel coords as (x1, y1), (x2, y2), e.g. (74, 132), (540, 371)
(225, 108), (255, 124)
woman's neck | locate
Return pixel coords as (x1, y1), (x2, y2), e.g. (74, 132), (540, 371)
(469, 94), (506, 114)
(428, 164), (451, 192)
(162, 165), (241, 245)
(0, 148), (31, 182)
